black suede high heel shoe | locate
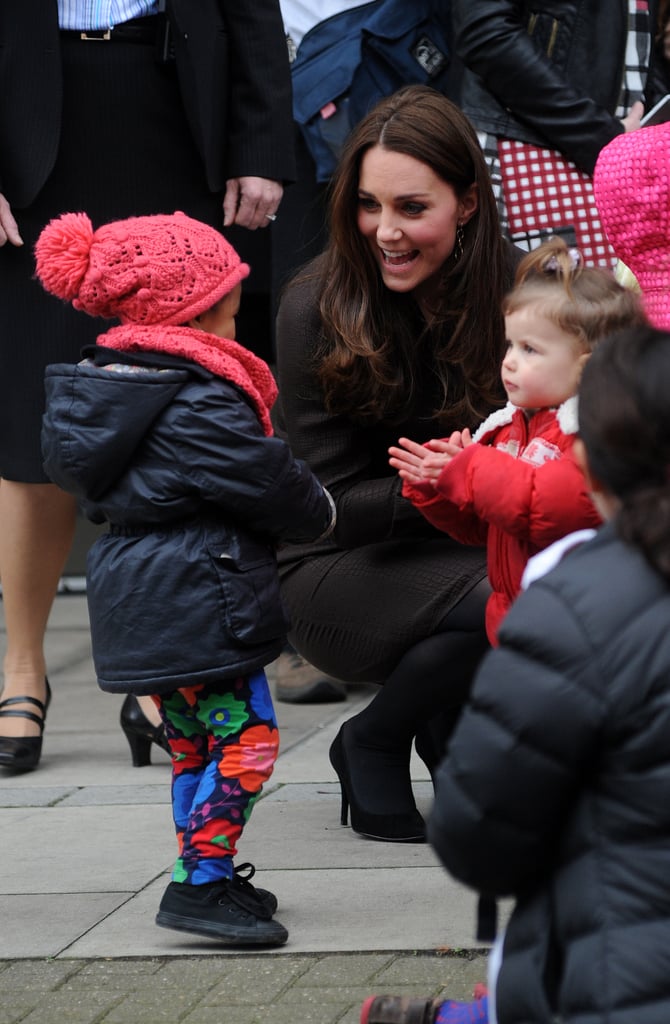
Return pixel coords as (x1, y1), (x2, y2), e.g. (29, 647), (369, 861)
(0, 677), (51, 773)
(329, 722), (426, 842)
(120, 694), (171, 767)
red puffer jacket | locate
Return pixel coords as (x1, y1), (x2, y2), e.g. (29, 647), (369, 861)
(402, 397), (601, 643)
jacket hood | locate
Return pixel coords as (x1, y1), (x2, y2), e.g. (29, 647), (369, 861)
(42, 359), (188, 501)
(102, 323), (277, 435)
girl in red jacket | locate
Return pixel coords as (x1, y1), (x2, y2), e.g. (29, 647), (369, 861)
(389, 237), (644, 644)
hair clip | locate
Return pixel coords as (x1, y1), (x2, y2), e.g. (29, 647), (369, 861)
(543, 247), (583, 273)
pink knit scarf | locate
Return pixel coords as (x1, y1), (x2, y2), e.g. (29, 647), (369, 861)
(99, 323), (277, 436)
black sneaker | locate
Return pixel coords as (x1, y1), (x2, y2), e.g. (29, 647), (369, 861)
(156, 879), (288, 946)
(232, 862), (278, 915)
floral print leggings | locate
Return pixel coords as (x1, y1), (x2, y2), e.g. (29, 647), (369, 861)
(152, 670), (279, 886)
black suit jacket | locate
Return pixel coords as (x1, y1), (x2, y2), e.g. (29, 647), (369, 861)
(0, 0), (295, 207)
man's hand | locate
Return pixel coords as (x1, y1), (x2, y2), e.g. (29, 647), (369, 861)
(222, 176), (282, 229)
(0, 194), (23, 247)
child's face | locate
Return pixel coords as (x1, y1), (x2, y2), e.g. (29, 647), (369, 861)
(502, 307), (589, 412)
(193, 284), (242, 340)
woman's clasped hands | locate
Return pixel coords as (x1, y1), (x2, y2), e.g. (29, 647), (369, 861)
(388, 429), (473, 488)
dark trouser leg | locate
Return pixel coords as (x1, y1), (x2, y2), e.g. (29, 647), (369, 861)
(351, 622), (488, 753)
(338, 625), (488, 827)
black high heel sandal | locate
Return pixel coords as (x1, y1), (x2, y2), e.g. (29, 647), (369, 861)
(329, 721), (426, 842)
(120, 694), (171, 767)
(0, 677), (52, 773)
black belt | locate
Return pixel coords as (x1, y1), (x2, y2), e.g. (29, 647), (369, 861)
(60, 16), (159, 44)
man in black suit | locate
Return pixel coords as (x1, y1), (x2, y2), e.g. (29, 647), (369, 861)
(0, 0), (295, 773)
(0, 0), (294, 230)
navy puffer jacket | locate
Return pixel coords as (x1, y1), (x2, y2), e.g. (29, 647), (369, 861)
(429, 522), (670, 1023)
(42, 345), (334, 695)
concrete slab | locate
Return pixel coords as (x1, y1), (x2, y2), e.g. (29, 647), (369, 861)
(57, 784), (172, 806)
(239, 782), (438, 870)
(63, 867), (485, 958)
(0, 893), (132, 958)
(0, 592), (495, 966)
(0, 805), (173, 894)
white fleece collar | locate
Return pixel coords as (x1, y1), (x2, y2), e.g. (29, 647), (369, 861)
(473, 395), (579, 443)
(556, 395), (579, 434)
(473, 402), (516, 442)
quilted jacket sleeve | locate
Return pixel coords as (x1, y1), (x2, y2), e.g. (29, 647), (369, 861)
(168, 379), (334, 544)
(402, 474), (489, 546)
(433, 443), (600, 550)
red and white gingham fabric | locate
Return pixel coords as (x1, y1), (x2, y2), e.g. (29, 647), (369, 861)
(498, 139), (616, 268)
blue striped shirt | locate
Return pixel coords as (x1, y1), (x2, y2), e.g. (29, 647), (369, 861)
(57, 0), (160, 31)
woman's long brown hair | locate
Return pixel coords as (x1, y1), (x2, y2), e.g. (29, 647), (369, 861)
(314, 84), (508, 428)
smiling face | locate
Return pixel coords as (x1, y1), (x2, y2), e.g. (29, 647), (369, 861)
(356, 145), (478, 308)
(502, 305), (590, 412)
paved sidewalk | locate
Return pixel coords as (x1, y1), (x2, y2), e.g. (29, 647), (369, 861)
(0, 594), (494, 1023)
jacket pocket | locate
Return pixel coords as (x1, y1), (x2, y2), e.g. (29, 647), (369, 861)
(209, 543), (289, 645)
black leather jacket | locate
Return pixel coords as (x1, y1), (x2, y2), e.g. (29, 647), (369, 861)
(451, 0), (664, 174)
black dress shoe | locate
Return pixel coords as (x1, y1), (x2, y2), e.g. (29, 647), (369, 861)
(120, 694), (171, 766)
(0, 678), (51, 773)
(156, 879), (288, 946)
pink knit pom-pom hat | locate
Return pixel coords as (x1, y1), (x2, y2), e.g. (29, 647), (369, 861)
(34, 210), (250, 326)
(593, 122), (670, 330)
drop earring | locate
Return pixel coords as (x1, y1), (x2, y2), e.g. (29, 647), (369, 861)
(453, 223), (465, 262)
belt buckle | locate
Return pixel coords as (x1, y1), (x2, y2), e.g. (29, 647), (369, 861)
(79, 29), (111, 40)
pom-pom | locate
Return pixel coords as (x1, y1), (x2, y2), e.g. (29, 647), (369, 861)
(34, 212), (95, 301)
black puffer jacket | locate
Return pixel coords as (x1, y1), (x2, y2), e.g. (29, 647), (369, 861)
(451, 0), (664, 174)
(42, 345), (333, 695)
(429, 522), (670, 1023)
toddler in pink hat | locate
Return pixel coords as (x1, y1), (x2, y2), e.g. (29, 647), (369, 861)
(36, 210), (335, 947)
(593, 122), (670, 330)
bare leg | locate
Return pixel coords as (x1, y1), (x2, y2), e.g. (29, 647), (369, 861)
(0, 480), (76, 736)
(137, 694), (162, 728)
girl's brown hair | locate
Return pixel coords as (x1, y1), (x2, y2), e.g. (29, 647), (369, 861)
(312, 84), (509, 429)
(503, 237), (645, 352)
